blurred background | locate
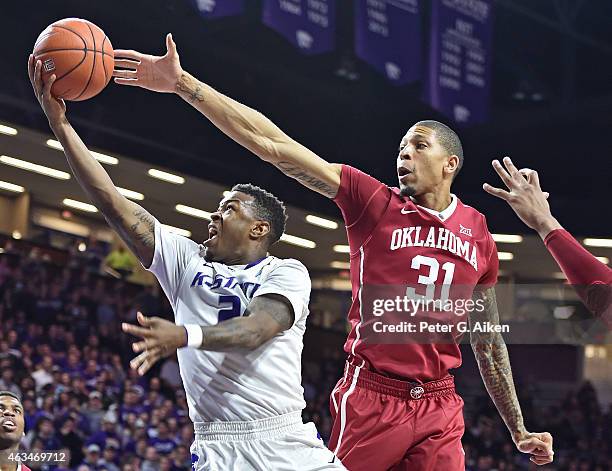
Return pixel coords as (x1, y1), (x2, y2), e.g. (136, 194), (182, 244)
(1, 1), (611, 470)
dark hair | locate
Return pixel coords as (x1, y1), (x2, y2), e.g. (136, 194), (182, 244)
(415, 120), (464, 179)
(0, 390), (21, 402)
(231, 183), (287, 246)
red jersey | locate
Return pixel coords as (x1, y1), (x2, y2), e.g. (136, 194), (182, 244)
(333, 165), (498, 382)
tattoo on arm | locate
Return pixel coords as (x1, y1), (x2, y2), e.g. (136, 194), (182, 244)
(176, 73), (205, 103)
(470, 287), (527, 440)
(198, 295), (294, 351)
(106, 206), (155, 263)
(275, 161), (337, 198)
(199, 318), (262, 351)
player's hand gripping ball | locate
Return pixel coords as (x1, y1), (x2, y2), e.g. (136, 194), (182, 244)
(32, 18), (114, 101)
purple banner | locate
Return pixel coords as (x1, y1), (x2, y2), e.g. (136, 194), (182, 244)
(262, 0), (336, 55)
(355, 0), (421, 85)
(425, 0), (494, 124)
(192, 0), (244, 18)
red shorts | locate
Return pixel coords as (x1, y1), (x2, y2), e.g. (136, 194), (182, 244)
(329, 358), (465, 471)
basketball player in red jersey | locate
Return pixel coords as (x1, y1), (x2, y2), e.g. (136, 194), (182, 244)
(484, 157), (611, 321)
(0, 392), (31, 471)
(113, 35), (554, 469)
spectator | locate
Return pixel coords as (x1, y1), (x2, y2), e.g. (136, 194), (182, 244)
(83, 391), (106, 433)
(80, 443), (102, 469)
(87, 413), (120, 449)
(103, 246), (136, 279)
(98, 440), (121, 471)
(30, 356), (54, 391)
(149, 422), (177, 455)
(0, 368), (21, 398)
(141, 446), (160, 471)
(58, 416), (84, 467)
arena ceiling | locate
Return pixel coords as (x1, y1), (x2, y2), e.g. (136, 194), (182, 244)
(1, 0), (611, 238)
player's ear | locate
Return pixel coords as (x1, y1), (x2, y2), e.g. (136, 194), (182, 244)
(251, 220), (271, 240)
(444, 154), (459, 177)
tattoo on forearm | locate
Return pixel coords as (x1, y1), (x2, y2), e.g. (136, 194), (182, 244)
(176, 73), (206, 103)
(199, 318), (262, 351)
(470, 287), (526, 438)
(276, 161), (337, 198)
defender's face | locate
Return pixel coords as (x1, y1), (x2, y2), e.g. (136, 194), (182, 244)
(203, 192), (260, 263)
(397, 125), (449, 197)
(0, 396), (25, 446)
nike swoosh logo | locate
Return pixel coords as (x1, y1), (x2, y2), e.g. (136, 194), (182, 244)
(401, 208), (417, 214)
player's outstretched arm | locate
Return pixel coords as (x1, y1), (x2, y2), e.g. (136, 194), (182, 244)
(28, 55), (155, 266)
(113, 35), (341, 198)
(484, 157), (612, 316)
(123, 295), (294, 375)
(470, 287), (554, 466)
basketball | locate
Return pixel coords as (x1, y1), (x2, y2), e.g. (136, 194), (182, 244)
(33, 18), (114, 101)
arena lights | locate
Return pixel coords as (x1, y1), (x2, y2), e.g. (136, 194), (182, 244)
(62, 198), (98, 213)
(583, 238), (612, 248)
(147, 168), (185, 185)
(12, 230), (22, 240)
(161, 224), (192, 238)
(116, 187), (144, 201)
(0, 180), (25, 193)
(46, 139), (119, 165)
(0, 124), (18, 136)
(330, 261), (350, 269)
(78, 242), (87, 252)
(492, 234), (523, 243)
(497, 252), (514, 261)
(305, 215), (339, 230)
(333, 245), (350, 253)
(0, 155), (70, 180)
(280, 234), (316, 249)
(595, 256), (610, 265)
(175, 204), (212, 220)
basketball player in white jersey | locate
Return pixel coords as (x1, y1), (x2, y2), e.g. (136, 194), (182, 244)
(29, 55), (345, 471)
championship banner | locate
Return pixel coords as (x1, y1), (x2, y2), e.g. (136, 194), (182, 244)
(425, 0), (494, 124)
(262, 0), (336, 55)
(355, 0), (421, 85)
(192, 0), (244, 18)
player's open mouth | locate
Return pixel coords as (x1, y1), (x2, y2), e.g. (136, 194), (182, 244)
(208, 225), (220, 242)
(398, 167), (413, 182)
(1, 420), (17, 431)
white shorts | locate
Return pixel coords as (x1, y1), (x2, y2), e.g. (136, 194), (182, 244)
(190, 411), (346, 471)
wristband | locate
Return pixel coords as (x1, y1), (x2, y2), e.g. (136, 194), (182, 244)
(183, 324), (203, 348)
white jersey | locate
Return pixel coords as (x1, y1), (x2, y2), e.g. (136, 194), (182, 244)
(148, 220), (310, 423)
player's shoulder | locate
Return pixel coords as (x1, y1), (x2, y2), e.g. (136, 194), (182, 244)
(266, 256), (309, 274)
(455, 197), (492, 233)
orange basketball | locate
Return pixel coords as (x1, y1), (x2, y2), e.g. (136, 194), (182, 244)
(33, 18), (114, 101)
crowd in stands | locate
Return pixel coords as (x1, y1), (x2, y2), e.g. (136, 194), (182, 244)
(1, 236), (611, 470)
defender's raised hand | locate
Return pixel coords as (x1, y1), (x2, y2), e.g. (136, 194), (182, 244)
(28, 54), (66, 125)
(113, 33), (183, 93)
(483, 157), (561, 238)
